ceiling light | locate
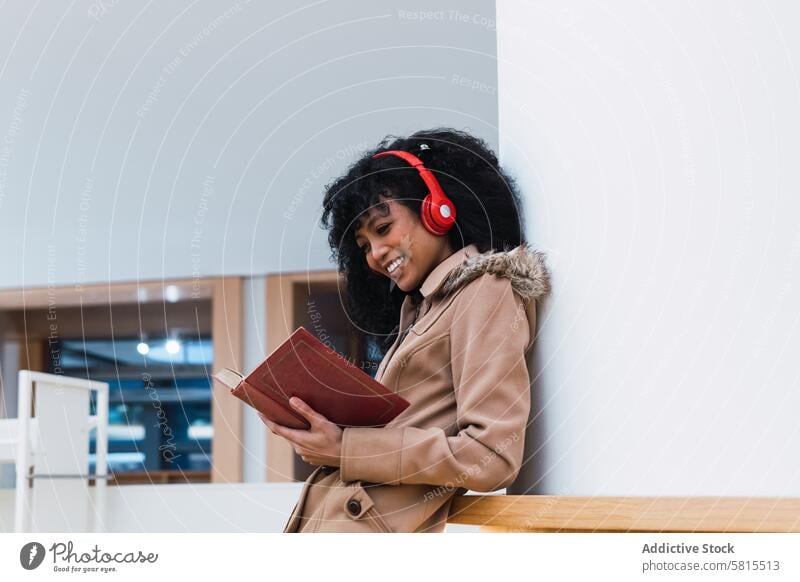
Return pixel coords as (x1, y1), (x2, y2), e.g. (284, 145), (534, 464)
(165, 285), (180, 303)
(165, 339), (181, 354)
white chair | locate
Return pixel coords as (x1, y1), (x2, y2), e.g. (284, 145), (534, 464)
(0, 371), (109, 532)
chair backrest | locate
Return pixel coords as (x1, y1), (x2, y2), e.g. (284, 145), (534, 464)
(14, 371), (109, 533)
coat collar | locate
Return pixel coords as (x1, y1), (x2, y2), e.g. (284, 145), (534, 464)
(419, 243), (480, 298)
(422, 242), (552, 303)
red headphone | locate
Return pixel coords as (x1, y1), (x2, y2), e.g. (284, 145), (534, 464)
(371, 148), (456, 236)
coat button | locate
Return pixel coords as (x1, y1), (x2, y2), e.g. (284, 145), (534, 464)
(347, 499), (362, 516)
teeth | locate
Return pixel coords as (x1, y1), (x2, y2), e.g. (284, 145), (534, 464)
(387, 257), (404, 274)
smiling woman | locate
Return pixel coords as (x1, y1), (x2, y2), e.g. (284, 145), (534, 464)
(353, 198), (456, 293)
(265, 127), (551, 533)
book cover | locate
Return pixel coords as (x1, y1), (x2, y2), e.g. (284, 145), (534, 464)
(214, 326), (410, 430)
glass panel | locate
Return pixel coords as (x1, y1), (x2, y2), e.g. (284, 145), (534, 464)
(52, 337), (213, 477)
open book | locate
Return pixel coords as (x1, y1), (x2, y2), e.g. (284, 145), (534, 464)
(214, 326), (410, 430)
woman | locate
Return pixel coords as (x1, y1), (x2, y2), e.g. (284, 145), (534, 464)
(262, 127), (551, 533)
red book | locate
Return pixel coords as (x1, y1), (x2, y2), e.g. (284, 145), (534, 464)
(214, 326), (410, 430)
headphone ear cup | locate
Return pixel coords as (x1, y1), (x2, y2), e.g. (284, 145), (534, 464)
(421, 195), (454, 236)
(420, 196), (437, 234)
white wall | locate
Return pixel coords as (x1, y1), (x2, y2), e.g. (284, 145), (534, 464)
(499, 1), (800, 495)
(0, 0), (499, 289)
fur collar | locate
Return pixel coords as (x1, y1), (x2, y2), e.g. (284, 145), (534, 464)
(434, 243), (552, 303)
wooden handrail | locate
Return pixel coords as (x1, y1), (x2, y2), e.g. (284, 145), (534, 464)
(448, 495), (800, 532)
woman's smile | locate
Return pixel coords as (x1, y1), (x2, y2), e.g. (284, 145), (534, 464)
(387, 255), (406, 278)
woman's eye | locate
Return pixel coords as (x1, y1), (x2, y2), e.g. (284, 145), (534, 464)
(358, 224), (389, 254)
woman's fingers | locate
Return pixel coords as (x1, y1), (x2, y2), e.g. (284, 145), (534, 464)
(259, 415), (299, 443)
(257, 400), (338, 461)
(258, 414), (277, 434)
(259, 414), (300, 439)
(258, 399), (330, 435)
(288, 397), (328, 427)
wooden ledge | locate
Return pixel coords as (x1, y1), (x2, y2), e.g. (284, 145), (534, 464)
(448, 495), (800, 532)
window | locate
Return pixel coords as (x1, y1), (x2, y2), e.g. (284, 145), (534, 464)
(49, 337), (213, 476)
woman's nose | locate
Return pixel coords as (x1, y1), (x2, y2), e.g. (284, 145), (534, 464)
(370, 243), (389, 265)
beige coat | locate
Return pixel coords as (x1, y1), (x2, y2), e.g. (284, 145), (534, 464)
(283, 243), (551, 532)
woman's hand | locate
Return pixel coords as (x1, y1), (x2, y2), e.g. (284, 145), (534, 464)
(259, 397), (343, 467)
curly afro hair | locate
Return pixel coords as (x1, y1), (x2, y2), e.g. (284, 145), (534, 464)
(320, 127), (526, 351)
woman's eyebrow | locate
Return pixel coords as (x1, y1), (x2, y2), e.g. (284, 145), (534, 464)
(361, 214), (378, 230)
(355, 203), (391, 240)
(354, 219), (373, 245)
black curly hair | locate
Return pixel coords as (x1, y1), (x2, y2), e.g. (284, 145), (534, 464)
(320, 127), (526, 351)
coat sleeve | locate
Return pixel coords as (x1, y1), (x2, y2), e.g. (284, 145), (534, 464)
(339, 276), (532, 492)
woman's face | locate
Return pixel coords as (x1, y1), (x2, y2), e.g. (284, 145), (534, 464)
(354, 197), (455, 292)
